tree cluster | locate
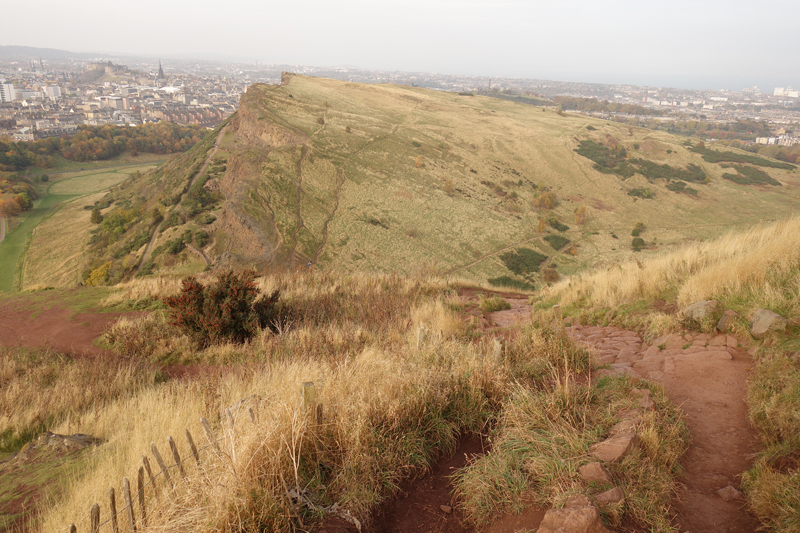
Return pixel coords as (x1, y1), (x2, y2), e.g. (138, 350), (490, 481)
(0, 123), (204, 171)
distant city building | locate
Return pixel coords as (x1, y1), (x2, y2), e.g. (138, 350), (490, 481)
(45, 85), (62, 100)
(774, 87), (785, 96)
(0, 79), (14, 103)
(86, 61), (127, 75)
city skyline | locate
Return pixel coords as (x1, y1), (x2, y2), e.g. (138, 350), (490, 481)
(3, 0), (800, 92)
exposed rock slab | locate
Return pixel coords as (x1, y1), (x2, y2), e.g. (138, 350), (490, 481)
(537, 495), (609, 533)
(750, 309), (788, 339)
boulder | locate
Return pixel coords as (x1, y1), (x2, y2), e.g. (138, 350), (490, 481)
(590, 432), (639, 462)
(716, 309), (739, 332)
(682, 300), (723, 323)
(579, 462), (612, 484)
(750, 309), (788, 339)
(537, 495), (609, 533)
(594, 487), (624, 505)
(717, 485), (743, 502)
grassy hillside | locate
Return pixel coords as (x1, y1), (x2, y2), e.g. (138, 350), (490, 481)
(535, 216), (800, 531)
(77, 75), (799, 289)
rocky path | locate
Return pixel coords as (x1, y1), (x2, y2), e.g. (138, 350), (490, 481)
(480, 291), (761, 532)
(564, 325), (761, 532)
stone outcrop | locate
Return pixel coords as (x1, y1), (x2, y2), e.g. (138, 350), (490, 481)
(537, 495), (609, 533)
(682, 300), (723, 323)
(595, 487), (624, 505)
(750, 309), (788, 339)
(716, 309), (739, 332)
(590, 432), (639, 463)
(579, 462), (612, 484)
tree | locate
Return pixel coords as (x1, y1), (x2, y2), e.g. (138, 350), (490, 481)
(574, 205), (587, 225)
(90, 208), (103, 224)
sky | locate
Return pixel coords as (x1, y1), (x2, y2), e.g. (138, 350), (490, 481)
(4, 0), (800, 91)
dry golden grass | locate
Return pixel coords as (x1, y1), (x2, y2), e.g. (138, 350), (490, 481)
(544, 216), (800, 319)
(22, 193), (105, 290)
(33, 269), (689, 532)
(0, 347), (157, 453)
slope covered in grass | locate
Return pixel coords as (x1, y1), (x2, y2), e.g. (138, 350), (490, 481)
(81, 75), (800, 289)
(538, 216), (800, 532)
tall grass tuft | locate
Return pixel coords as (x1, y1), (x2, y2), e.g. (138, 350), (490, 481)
(544, 216), (800, 320)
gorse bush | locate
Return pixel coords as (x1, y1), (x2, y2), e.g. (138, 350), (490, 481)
(164, 270), (284, 345)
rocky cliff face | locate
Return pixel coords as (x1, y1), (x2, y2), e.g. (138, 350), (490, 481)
(210, 83), (308, 267)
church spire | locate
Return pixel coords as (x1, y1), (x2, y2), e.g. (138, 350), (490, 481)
(157, 60), (165, 80)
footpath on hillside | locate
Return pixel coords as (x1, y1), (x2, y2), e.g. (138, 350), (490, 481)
(321, 291), (761, 533)
(482, 294), (761, 532)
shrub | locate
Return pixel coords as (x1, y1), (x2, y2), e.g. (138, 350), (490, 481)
(164, 270), (284, 346)
(541, 267), (560, 283)
(488, 276), (536, 291)
(480, 295), (511, 312)
(547, 216), (569, 232)
(632, 237), (645, 251)
(90, 208), (103, 224)
(534, 192), (557, 209)
(195, 230), (210, 248)
(544, 234), (570, 250)
(500, 248), (548, 275)
(628, 187), (654, 199)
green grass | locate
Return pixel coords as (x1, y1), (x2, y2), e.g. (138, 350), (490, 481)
(0, 194), (74, 292)
(480, 295), (512, 312)
(0, 162), (161, 292)
(455, 375), (687, 530)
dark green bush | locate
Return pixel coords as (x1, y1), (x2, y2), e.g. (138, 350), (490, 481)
(164, 270), (284, 345)
(544, 234), (570, 250)
(195, 230), (210, 248)
(500, 248), (548, 275)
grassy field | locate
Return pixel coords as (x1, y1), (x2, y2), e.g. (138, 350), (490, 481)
(191, 76), (800, 287)
(21, 192), (106, 290)
(0, 161), (163, 293)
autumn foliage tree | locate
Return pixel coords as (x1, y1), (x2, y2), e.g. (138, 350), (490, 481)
(533, 192), (557, 210)
(574, 205), (587, 225)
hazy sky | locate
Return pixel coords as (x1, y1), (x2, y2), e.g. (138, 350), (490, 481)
(5, 0), (800, 90)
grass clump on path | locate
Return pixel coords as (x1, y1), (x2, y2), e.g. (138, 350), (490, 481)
(455, 371), (687, 531)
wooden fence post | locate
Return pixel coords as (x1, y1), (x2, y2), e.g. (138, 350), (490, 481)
(168, 436), (186, 479)
(137, 466), (147, 526)
(493, 338), (503, 364)
(90, 503), (100, 533)
(69, 525), (77, 533)
(302, 382), (315, 414)
(553, 304), (565, 337)
(142, 455), (157, 494)
(150, 442), (173, 487)
(109, 487), (119, 533)
(201, 417), (220, 454)
(123, 477), (136, 532)
(185, 428), (201, 466)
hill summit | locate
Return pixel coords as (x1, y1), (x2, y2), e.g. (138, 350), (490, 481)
(86, 74), (799, 288)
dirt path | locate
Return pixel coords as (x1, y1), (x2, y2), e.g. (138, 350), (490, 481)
(137, 130), (225, 272)
(0, 291), (145, 357)
(479, 295), (761, 532)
